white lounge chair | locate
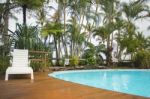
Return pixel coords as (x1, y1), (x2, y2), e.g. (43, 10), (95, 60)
(5, 49), (34, 81)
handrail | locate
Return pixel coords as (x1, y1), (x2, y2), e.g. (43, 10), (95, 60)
(29, 50), (50, 70)
(29, 50), (50, 54)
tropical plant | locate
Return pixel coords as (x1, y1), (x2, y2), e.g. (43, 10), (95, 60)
(93, 22), (116, 66)
(82, 42), (96, 66)
(133, 50), (150, 68)
(70, 55), (79, 67)
(0, 45), (10, 73)
(67, 16), (86, 57)
(12, 0), (45, 25)
(95, 44), (106, 65)
(0, 55), (10, 73)
(0, 0), (12, 45)
(41, 22), (63, 65)
(118, 0), (149, 60)
(96, 0), (120, 66)
(13, 24), (45, 50)
(122, 0), (149, 21)
(0, 37), (12, 73)
(135, 32), (147, 50)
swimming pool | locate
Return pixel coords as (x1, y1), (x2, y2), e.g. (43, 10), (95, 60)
(49, 69), (150, 98)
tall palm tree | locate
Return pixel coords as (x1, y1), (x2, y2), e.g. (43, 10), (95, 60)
(12, 0), (45, 25)
(67, 16), (86, 57)
(56, 0), (69, 57)
(122, 0), (149, 22)
(121, 0), (149, 60)
(41, 22), (63, 66)
(114, 18), (128, 61)
(95, 0), (119, 66)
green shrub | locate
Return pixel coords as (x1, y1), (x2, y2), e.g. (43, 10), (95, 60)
(79, 59), (86, 66)
(87, 57), (96, 65)
(59, 59), (64, 66)
(70, 56), (79, 66)
(30, 62), (41, 71)
(133, 50), (150, 68)
(0, 56), (10, 73)
(30, 61), (51, 72)
(82, 49), (96, 66)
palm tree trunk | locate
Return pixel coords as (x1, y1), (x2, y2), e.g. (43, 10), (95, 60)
(63, 2), (69, 57)
(58, 37), (61, 60)
(0, 0), (10, 45)
(62, 36), (68, 57)
(106, 36), (111, 66)
(22, 5), (27, 25)
(3, 0), (9, 44)
(70, 40), (73, 57)
(117, 30), (121, 61)
(54, 36), (59, 66)
(85, 2), (99, 44)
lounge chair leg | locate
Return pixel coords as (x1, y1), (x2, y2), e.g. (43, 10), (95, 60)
(31, 73), (34, 80)
(5, 73), (9, 81)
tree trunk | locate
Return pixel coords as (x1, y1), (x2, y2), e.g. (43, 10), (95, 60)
(54, 36), (59, 66)
(63, 2), (69, 57)
(22, 5), (27, 25)
(3, 0), (10, 45)
(106, 36), (111, 66)
(62, 36), (68, 57)
(58, 37), (61, 60)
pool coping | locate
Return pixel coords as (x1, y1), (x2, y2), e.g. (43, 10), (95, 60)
(49, 69), (150, 77)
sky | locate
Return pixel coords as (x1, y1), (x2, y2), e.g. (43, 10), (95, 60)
(8, 0), (150, 37)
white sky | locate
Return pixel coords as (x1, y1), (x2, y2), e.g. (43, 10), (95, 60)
(9, 0), (150, 36)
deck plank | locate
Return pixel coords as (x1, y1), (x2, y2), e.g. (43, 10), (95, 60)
(0, 72), (149, 99)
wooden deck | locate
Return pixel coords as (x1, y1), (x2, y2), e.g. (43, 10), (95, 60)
(0, 72), (149, 99)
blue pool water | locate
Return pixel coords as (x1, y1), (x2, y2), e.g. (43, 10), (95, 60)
(49, 69), (150, 98)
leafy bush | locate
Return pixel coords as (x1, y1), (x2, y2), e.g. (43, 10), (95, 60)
(82, 48), (96, 66)
(133, 50), (150, 68)
(29, 52), (51, 71)
(86, 57), (96, 65)
(0, 56), (10, 73)
(14, 24), (46, 50)
(0, 45), (11, 73)
(79, 59), (86, 66)
(70, 55), (79, 66)
(30, 62), (41, 71)
(30, 61), (51, 71)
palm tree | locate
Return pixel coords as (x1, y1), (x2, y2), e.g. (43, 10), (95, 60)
(41, 22), (63, 66)
(120, 0), (149, 60)
(135, 32), (147, 50)
(56, 0), (69, 57)
(114, 17), (127, 61)
(12, 0), (45, 25)
(67, 16), (86, 57)
(122, 0), (149, 22)
(93, 22), (117, 65)
(94, 0), (119, 66)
